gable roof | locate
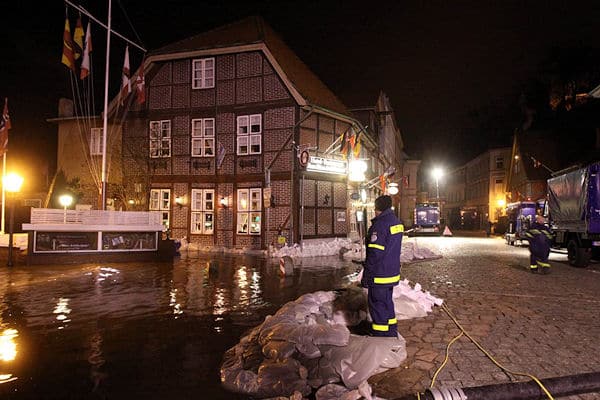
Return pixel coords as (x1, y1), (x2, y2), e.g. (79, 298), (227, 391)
(149, 16), (349, 116)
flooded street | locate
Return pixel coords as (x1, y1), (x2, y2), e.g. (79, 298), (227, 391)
(0, 253), (359, 399)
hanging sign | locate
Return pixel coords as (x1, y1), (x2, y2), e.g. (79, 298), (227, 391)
(306, 156), (347, 175)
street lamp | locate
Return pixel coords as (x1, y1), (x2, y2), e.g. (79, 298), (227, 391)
(3, 173), (23, 267)
(59, 194), (73, 224)
(431, 167), (444, 201)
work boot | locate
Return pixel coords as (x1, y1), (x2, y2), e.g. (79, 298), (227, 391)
(530, 265), (538, 273)
(541, 266), (551, 274)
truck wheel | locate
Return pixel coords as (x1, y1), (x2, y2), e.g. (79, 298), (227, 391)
(567, 240), (591, 267)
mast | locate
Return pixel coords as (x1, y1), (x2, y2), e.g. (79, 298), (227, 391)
(100, 0), (112, 210)
(64, 0), (146, 210)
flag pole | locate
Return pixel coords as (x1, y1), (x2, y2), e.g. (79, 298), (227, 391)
(1, 153), (5, 234)
(100, 0), (112, 210)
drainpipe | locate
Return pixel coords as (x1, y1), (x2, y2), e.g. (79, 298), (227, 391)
(392, 371), (600, 400)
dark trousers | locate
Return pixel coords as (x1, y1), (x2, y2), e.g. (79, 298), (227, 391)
(530, 245), (550, 266)
(368, 285), (397, 337)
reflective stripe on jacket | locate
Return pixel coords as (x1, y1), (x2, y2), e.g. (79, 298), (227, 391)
(364, 208), (403, 287)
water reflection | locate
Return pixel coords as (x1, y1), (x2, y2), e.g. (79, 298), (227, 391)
(0, 328), (18, 361)
(0, 254), (358, 398)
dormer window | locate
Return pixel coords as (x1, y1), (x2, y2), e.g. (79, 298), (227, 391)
(192, 58), (215, 89)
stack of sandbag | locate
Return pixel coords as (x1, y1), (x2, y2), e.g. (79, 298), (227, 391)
(221, 289), (407, 399)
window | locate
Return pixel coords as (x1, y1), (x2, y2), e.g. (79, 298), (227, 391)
(150, 120), (171, 158)
(237, 188), (261, 235)
(191, 118), (215, 157)
(150, 189), (170, 229)
(191, 189), (214, 234)
(90, 127), (103, 156)
(192, 58), (215, 89)
(237, 114), (262, 155)
(495, 156), (504, 169)
(495, 178), (504, 194)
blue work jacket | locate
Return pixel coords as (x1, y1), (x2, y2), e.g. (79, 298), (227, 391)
(363, 208), (404, 287)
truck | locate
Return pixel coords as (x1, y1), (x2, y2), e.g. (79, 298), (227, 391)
(546, 162), (600, 267)
(504, 201), (537, 246)
(412, 203), (441, 235)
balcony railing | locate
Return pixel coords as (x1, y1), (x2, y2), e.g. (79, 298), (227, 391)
(26, 208), (163, 228)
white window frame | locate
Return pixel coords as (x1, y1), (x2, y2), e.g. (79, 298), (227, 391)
(191, 118), (215, 157)
(236, 114), (262, 155)
(90, 127), (103, 156)
(149, 120), (171, 158)
(150, 189), (170, 229)
(237, 188), (261, 235)
(191, 189), (214, 234)
(495, 156), (504, 169)
(192, 58), (215, 89)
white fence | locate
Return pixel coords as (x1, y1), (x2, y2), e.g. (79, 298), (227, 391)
(29, 208), (163, 227)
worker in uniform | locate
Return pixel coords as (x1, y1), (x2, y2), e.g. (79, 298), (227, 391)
(524, 214), (553, 274)
(361, 195), (403, 337)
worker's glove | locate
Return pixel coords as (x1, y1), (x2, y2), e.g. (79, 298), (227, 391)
(360, 269), (370, 288)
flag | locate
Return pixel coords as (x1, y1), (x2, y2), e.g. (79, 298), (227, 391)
(339, 128), (349, 158)
(73, 16), (84, 60)
(379, 174), (386, 191)
(402, 175), (409, 188)
(353, 140), (361, 158)
(352, 131), (362, 157)
(80, 21), (92, 79)
(135, 59), (146, 104)
(0, 98), (11, 156)
(61, 18), (76, 72)
(120, 46), (131, 104)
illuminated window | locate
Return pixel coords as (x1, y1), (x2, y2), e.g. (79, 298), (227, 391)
(90, 127), (103, 156)
(191, 118), (215, 157)
(149, 120), (171, 158)
(237, 114), (262, 155)
(150, 189), (170, 229)
(191, 189), (214, 234)
(192, 58), (215, 89)
(237, 188), (261, 235)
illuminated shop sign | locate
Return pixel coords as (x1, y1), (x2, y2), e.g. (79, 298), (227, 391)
(306, 156), (347, 175)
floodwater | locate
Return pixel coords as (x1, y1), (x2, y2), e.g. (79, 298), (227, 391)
(0, 253), (359, 399)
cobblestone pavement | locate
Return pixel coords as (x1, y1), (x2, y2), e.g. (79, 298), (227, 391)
(370, 236), (600, 400)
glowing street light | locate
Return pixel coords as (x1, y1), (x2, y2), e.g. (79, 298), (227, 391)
(3, 173), (23, 267)
(59, 194), (73, 224)
(348, 159), (368, 182)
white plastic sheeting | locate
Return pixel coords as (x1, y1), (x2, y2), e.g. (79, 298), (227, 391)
(221, 282), (443, 399)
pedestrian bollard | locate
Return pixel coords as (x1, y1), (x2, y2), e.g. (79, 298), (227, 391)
(279, 256), (294, 276)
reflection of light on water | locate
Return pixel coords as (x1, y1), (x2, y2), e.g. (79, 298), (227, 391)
(237, 267), (248, 307)
(169, 289), (183, 317)
(0, 329), (18, 362)
(88, 332), (106, 391)
(53, 298), (72, 327)
(213, 288), (227, 316)
(97, 267), (120, 283)
(250, 271), (261, 300)
(0, 373), (18, 384)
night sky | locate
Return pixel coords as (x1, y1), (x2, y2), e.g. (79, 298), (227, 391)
(3, 0), (599, 184)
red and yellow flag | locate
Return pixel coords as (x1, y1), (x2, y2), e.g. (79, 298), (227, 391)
(61, 18), (76, 72)
(73, 16), (84, 60)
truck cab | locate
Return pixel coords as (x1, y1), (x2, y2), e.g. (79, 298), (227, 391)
(504, 201), (537, 246)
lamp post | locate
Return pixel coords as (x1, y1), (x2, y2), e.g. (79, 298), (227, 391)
(431, 167), (444, 201)
(59, 194), (73, 224)
(4, 173), (23, 267)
